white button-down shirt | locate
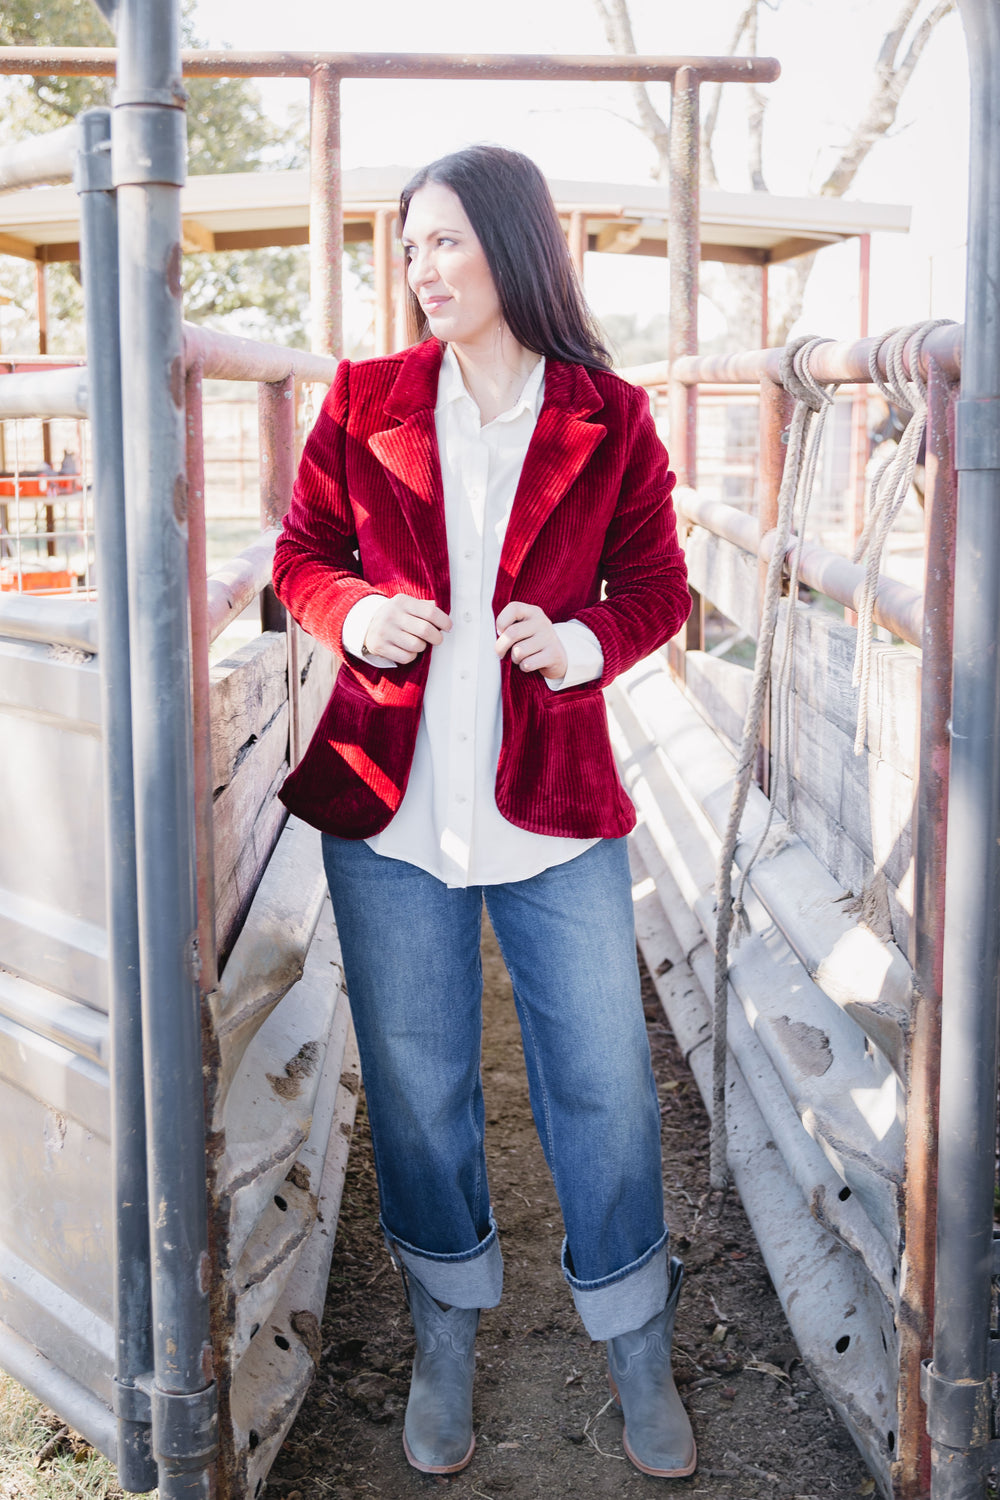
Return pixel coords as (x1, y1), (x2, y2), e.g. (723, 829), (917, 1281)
(341, 345), (604, 887)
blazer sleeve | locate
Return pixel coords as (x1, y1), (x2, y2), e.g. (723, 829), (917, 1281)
(272, 359), (384, 660)
(573, 383), (691, 687)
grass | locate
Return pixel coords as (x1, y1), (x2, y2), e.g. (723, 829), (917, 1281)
(0, 1375), (149, 1500)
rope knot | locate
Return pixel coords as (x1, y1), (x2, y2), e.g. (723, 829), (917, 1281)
(779, 335), (835, 412)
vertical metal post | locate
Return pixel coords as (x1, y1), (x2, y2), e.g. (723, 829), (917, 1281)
(759, 262), (769, 350)
(668, 65), (700, 489)
(757, 376), (795, 574)
(258, 373), (299, 767)
(76, 105), (156, 1497)
(35, 260), (56, 554)
(568, 210), (587, 282)
(186, 364), (218, 997)
(258, 372), (294, 630)
(309, 65), (343, 359)
(373, 208), (394, 357)
(112, 0), (217, 1493)
(756, 373), (795, 796)
(925, 4), (1000, 1495)
(849, 234), (872, 547)
(895, 358), (957, 1500)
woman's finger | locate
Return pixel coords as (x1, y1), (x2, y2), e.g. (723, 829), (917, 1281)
(496, 600), (543, 634)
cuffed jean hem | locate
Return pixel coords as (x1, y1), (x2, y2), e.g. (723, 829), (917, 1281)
(563, 1225), (671, 1341)
(382, 1215), (504, 1309)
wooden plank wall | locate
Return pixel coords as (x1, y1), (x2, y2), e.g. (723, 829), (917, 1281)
(210, 626), (336, 965)
(676, 525), (920, 957)
(772, 605), (917, 954)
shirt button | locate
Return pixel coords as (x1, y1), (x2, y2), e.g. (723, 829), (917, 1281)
(464, 550), (474, 561)
(457, 731), (468, 742)
(463, 610), (473, 623)
(459, 671), (470, 681)
(456, 793), (467, 804)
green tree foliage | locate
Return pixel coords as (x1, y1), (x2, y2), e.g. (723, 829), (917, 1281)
(0, 0), (303, 173)
(0, 0), (316, 350)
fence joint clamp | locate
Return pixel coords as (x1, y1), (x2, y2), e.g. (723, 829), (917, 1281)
(920, 1359), (993, 1448)
(125, 1372), (219, 1467)
(112, 1376), (152, 1425)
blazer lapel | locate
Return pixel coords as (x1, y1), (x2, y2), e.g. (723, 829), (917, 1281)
(367, 340), (451, 605)
(494, 360), (606, 608)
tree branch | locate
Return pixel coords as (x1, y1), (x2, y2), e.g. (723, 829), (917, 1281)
(701, 0), (760, 187)
(820, 0), (955, 197)
(745, 4), (768, 192)
(591, 0), (671, 177)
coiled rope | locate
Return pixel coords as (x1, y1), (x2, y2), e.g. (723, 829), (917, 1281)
(851, 319), (953, 754)
(709, 336), (834, 1189)
(707, 318), (951, 1190)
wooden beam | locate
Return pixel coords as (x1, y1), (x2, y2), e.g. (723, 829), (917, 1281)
(212, 226), (309, 251)
(181, 217), (216, 253)
(0, 231), (38, 261)
(594, 220), (644, 254)
(38, 242), (81, 263)
(699, 241), (768, 265)
(766, 235), (838, 263)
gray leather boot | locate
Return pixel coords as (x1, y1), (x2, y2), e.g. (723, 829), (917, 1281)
(399, 1263), (479, 1474)
(607, 1256), (697, 1477)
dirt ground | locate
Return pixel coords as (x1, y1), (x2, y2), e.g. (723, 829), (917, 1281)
(266, 923), (874, 1500)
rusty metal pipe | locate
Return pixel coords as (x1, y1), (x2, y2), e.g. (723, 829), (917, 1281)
(667, 65), (700, 490)
(568, 210), (587, 281)
(676, 490), (924, 647)
(926, 5), (1000, 1493)
(258, 374), (295, 632)
(894, 359), (957, 1499)
(206, 533), (278, 646)
(667, 323), (963, 388)
(185, 364), (218, 997)
(309, 65), (343, 359)
(182, 323), (338, 385)
(0, 47), (781, 83)
(258, 375), (296, 532)
(373, 208), (394, 358)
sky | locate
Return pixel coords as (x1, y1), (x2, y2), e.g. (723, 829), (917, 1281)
(188, 0), (971, 349)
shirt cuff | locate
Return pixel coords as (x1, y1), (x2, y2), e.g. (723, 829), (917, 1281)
(342, 594), (395, 668)
(545, 620), (605, 691)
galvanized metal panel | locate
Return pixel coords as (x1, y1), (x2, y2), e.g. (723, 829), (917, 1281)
(630, 844), (897, 1493)
(0, 635), (107, 1008)
(608, 650), (916, 1494)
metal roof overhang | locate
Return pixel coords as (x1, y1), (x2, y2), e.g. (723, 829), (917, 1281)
(0, 164), (910, 267)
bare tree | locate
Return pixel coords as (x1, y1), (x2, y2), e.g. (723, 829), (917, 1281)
(591, 0), (955, 345)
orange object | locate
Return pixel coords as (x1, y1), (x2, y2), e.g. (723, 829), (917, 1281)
(0, 569), (75, 594)
(0, 475), (50, 497)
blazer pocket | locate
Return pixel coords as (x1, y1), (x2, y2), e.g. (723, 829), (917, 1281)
(540, 680), (604, 708)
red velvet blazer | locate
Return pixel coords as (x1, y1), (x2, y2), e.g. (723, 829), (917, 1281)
(272, 338), (690, 841)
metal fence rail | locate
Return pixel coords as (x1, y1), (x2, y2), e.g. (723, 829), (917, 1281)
(615, 328), (961, 1499)
(0, 22), (352, 1498)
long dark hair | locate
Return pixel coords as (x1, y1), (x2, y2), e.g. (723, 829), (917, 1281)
(400, 145), (613, 371)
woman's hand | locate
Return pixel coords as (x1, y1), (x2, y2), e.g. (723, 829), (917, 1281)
(364, 595), (452, 664)
(495, 602), (568, 681)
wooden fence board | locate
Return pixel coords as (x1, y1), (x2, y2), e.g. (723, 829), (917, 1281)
(780, 690), (914, 892)
(210, 632), (288, 794)
(213, 700), (290, 959)
(682, 650), (753, 756)
(774, 605), (920, 778)
(682, 527), (760, 640)
(296, 626), (337, 749)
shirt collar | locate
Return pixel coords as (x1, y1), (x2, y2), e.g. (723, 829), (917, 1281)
(438, 343), (546, 423)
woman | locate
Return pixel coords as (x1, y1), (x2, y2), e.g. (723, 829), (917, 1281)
(273, 145), (693, 1480)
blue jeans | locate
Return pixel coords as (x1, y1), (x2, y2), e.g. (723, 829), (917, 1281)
(321, 834), (670, 1340)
